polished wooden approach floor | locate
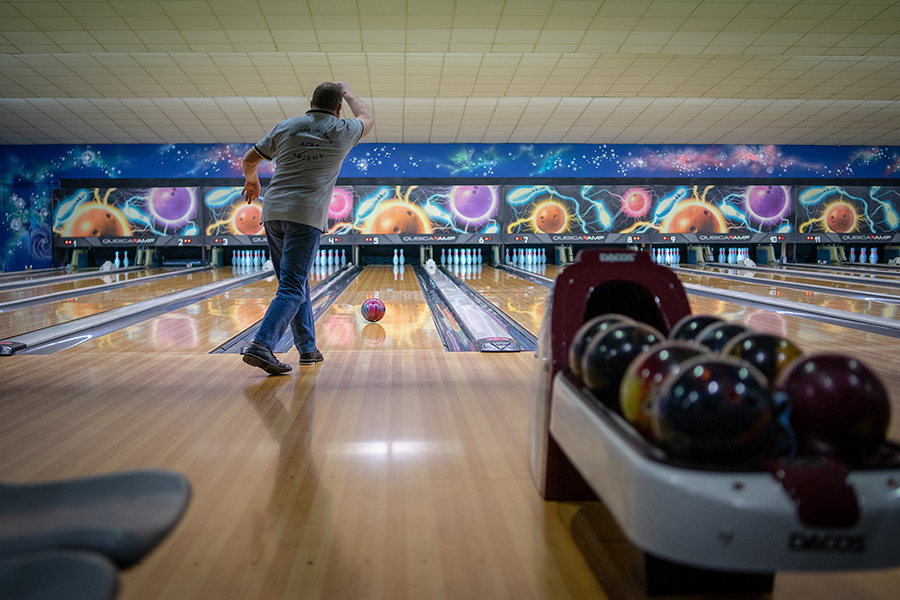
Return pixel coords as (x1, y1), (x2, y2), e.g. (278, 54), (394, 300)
(2, 262), (900, 599)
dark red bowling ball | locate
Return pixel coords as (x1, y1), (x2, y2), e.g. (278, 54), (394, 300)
(696, 322), (752, 353)
(669, 314), (724, 341)
(582, 322), (664, 411)
(568, 314), (634, 380)
(777, 354), (890, 461)
(724, 332), (803, 386)
(652, 356), (776, 465)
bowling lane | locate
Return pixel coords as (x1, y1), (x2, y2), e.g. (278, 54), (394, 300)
(690, 264), (900, 295)
(0, 268), (233, 339)
(0, 267), (172, 304)
(58, 272), (280, 354)
(688, 294), (900, 442)
(317, 265), (446, 352)
(462, 265), (549, 337)
(677, 270), (900, 322)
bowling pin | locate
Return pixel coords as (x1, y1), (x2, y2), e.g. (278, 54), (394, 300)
(441, 248), (446, 265)
(505, 249), (511, 265)
(123, 252), (129, 268)
(400, 249), (405, 266)
(114, 251), (120, 269)
(871, 248), (878, 264)
(860, 248), (867, 263)
(341, 249), (346, 266)
(850, 247), (856, 262)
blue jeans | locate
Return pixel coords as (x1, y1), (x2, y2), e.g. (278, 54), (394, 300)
(254, 220), (321, 354)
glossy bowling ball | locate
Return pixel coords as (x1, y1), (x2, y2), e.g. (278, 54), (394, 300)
(724, 332), (803, 386)
(696, 322), (752, 353)
(663, 202), (726, 234)
(652, 356), (776, 465)
(669, 314), (724, 341)
(777, 354), (890, 462)
(361, 298), (386, 323)
(582, 322), (664, 411)
(568, 314), (634, 380)
(619, 341), (707, 440)
(824, 202), (856, 234)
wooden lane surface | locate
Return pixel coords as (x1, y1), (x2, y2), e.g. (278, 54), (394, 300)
(689, 264), (900, 296)
(317, 265), (445, 353)
(58, 273), (280, 355)
(0, 267), (171, 304)
(462, 266), (550, 337)
(3, 347), (900, 599)
(0, 350), (608, 600)
(677, 270), (900, 321)
(0, 268), (235, 340)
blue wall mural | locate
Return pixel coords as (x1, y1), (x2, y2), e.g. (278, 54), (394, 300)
(2, 142), (900, 271)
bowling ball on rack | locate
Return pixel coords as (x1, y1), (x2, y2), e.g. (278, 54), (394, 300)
(696, 321), (753, 353)
(777, 354), (890, 462)
(619, 341), (707, 440)
(652, 356), (776, 465)
(568, 314), (634, 380)
(724, 332), (803, 386)
(582, 322), (664, 411)
(361, 297), (386, 323)
(669, 314), (724, 341)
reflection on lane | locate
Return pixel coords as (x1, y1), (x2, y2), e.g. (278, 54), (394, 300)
(678, 271), (900, 322)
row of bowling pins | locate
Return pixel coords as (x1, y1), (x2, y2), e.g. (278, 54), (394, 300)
(391, 249), (406, 266)
(849, 247), (880, 264)
(439, 247), (483, 266)
(719, 247), (750, 264)
(652, 247), (680, 266)
(505, 247), (546, 267)
(233, 249), (267, 268)
(318, 248), (347, 267)
(113, 251), (129, 269)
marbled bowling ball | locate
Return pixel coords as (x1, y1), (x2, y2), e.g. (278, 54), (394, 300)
(664, 203), (725, 234)
(451, 186), (496, 225)
(361, 298), (386, 323)
(71, 206), (128, 237)
(369, 203), (429, 234)
(234, 203), (263, 235)
(620, 341), (706, 440)
(150, 187), (192, 222)
(653, 356), (776, 465)
(582, 322), (664, 411)
(568, 314), (634, 380)
(777, 354), (890, 461)
(534, 202), (566, 234)
(825, 203), (856, 234)
(696, 321), (752, 353)
(746, 186), (788, 221)
(724, 332), (803, 386)
(669, 314), (724, 341)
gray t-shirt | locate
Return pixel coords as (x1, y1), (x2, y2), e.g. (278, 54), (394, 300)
(254, 110), (364, 231)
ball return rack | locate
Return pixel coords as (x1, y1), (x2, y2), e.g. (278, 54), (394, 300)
(528, 249), (900, 595)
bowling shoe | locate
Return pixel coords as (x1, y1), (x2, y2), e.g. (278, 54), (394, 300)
(242, 341), (292, 374)
(298, 349), (324, 365)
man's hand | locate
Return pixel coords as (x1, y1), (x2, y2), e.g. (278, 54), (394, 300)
(334, 81), (374, 139)
(335, 81), (352, 97)
(242, 180), (261, 204)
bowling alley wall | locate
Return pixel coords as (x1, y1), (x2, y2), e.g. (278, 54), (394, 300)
(2, 142), (900, 271)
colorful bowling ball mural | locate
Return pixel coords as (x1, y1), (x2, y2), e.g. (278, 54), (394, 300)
(504, 184), (793, 239)
(798, 186), (900, 237)
(353, 185), (500, 237)
(54, 187), (199, 239)
(204, 186), (357, 238)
